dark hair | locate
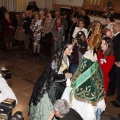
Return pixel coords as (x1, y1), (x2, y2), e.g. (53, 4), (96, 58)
(62, 41), (73, 50)
(55, 41), (72, 54)
(53, 41), (72, 72)
(102, 37), (114, 58)
(106, 16), (115, 22)
(76, 31), (86, 44)
(55, 17), (62, 24)
(78, 19), (85, 27)
(71, 13), (77, 18)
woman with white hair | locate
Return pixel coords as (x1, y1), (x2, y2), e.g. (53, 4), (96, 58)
(48, 99), (83, 120)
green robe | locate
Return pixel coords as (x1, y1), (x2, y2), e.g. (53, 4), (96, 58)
(70, 57), (105, 105)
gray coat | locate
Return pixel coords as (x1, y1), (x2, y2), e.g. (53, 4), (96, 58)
(52, 24), (64, 51)
(52, 24), (64, 41)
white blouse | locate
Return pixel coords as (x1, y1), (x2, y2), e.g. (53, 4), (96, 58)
(72, 27), (88, 39)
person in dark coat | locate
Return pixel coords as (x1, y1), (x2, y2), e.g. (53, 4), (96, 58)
(111, 22), (120, 107)
(26, 2), (33, 11)
(23, 10), (33, 50)
(81, 10), (90, 29)
(71, 31), (87, 74)
(67, 14), (77, 42)
(1, 12), (15, 50)
(48, 99), (83, 120)
(0, 6), (7, 22)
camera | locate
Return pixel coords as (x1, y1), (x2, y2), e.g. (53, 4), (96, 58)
(0, 68), (12, 80)
(0, 98), (16, 120)
(0, 98), (23, 120)
(76, 31), (86, 46)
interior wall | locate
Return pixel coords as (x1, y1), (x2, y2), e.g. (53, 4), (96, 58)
(0, 0), (2, 7)
(26, 0), (51, 10)
(56, 0), (84, 6)
(34, 0), (45, 8)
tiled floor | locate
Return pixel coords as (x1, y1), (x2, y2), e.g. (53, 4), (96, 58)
(0, 48), (120, 120)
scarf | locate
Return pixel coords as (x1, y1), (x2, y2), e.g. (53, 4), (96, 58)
(56, 23), (61, 31)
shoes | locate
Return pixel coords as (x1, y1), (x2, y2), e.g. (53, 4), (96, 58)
(33, 53), (36, 56)
(36, 53), (39, 56)
(40, 53), (47, 57)
(107, 92), (115, 96)
(111, 100), (120, 107)
(23, 48), (28, 51)
(33, 53), (39, 56)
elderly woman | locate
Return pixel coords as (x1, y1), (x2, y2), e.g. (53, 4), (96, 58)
(14, 12), (27, 50)
(30, 13), (43, 55)
(42, 12), (54, 57)
(48, 99), (83, 120)
(52, 17), (64, 51)
(1, 12), (15, 50)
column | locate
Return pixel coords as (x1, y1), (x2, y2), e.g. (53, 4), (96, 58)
(51, 0), (55, 10)
(16, 0), (27, 12)
(11, 0), (14, 11)
(44, 0), (47, 8)
(2, 0), (5, 6)
(6, 0), (8, 10)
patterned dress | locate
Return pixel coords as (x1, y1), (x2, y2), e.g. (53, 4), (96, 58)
(30, 19), (43, 45)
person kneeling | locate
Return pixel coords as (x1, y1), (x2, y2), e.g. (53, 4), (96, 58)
(48, 99), (83, 120)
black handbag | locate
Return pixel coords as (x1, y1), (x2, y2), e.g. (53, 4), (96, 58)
(0, 69), (12, 79)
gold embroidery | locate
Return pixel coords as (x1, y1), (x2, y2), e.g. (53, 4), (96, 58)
(59, 60), (68, 73)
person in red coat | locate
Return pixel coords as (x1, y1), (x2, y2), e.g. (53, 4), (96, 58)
(97, 37), (115, 95)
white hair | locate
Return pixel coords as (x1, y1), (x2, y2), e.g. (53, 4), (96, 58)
(54, 99), (70, 116)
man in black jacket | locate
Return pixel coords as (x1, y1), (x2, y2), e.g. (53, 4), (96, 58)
(48, 99), (83, 120)
(81, 10), (90, 29)
(111, 22), (120, 107)
(67, 14), (77, 42)
(23, 10), (33, 50)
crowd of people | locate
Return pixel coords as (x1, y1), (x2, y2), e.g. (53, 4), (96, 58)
(0, 3), (120, 120)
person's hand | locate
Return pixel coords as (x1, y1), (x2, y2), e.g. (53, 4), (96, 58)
(9, 26), (14, 29)
(23, 20), (27, 23)
(48, 110), (55, 120)
(42, 34), (45, 37)
(115, 62), (120, 67)
(65, 73), (72, 79)
(34, 32), (38, 36)
(22, 29), (25, 32)
(54, 38), (57, 41)
(72, 39), (77, 45)
(9, 25), (13, 28)
(77, 43), (81, 48)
